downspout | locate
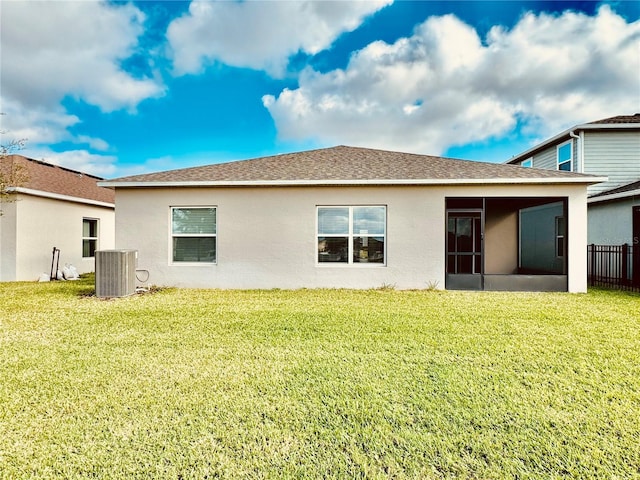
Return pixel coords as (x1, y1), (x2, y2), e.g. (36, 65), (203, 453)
(569, 130), (582, 172)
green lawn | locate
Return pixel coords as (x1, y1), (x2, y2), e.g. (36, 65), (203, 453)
(0, 277), (639, 479)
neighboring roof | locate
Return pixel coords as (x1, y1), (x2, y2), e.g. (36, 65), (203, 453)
(588, 113), (640, 124)
(100, 146), (604, 188)
(1, 155), (115, 206)
(588, 179), (640, 204)
(506, 113), (640, 165)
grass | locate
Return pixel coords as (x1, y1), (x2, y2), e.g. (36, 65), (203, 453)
(0, 277), (639, 479)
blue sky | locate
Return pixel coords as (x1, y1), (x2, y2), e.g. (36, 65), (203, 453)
(1, 0), (639, 179)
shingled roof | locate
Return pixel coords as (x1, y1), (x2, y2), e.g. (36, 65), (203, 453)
(1, 155), (115, 205)
(589, 179), (640, 200)
(588, 113), (640, 124)
(102, 146), (601, 187)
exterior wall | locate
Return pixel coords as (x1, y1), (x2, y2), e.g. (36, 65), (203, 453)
(484, 201), (518, 274)
(587, 196), (640, 245)
(583, 131), (640, 195)
(0, 200), (18, 282)
(114, 183), (589, 292)
(528, 139), (574, 171)
(6, 194), (115, 281)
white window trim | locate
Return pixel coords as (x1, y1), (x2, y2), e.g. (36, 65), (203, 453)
(521, 158), (532, 168)
(169, 206), (217, 266)
(82, 218), (98, 259)
(316, 205), (387, 267)
(556, 140), (573, 172)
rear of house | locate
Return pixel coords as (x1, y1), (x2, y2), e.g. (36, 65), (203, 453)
(101, 146), (603, 292)
(0, 155), (115, 281)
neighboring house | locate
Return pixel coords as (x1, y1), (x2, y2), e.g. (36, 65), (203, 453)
(0, 155), (115, 281)
(505, 114), (640, 246)
(100, 146), (603, 292)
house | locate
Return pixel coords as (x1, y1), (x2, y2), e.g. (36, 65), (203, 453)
(99, 146), (604, 292)
(0, 155), (115, 281)
(505, 114), (640, 246)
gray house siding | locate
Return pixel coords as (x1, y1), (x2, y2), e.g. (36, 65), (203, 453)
(529, 142), (564, 170)
(583, 131), (640, 195)
(588, 196), (640, 245)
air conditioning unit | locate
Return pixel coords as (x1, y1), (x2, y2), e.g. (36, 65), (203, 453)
(95, 250), (137, 298)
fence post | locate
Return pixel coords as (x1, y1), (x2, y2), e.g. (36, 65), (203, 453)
(633, 243), (640, 287)
(589, 244), (595, 287)
(621, 243), (629, 286)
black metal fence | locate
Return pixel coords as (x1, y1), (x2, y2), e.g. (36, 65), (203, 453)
(588, 244), (640, 292)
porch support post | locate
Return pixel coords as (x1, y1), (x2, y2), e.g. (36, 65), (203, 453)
(567, 187), (588, 293)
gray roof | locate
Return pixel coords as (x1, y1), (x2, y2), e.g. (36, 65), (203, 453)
(102, 145), (603, 187)
(588, 113), (640, 125)
(589, 179), (640, 199)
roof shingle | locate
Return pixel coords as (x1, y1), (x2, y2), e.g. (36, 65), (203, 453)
(1, 155), (115, 204)
(588, 113), (640, 125)
(589, 179), (640, 198)
(105, 145), (598, 186)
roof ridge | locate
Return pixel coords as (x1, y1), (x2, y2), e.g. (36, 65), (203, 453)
(102, 145), (604, 187)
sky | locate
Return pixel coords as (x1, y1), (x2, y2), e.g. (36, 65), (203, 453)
(1, 0), (639, 179)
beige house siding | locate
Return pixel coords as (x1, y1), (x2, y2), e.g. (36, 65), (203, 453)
(0, 201), (18, 281)
(484, 201), (518, 275)
(114, 183), (588, 292)
(1, 194), (115, 281)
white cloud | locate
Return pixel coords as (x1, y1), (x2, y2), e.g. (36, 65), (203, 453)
(0, 1), (166, 169)
(1, 1), (164, 113)
(166, 0), (392, 77)
(263, 6), (640, 156)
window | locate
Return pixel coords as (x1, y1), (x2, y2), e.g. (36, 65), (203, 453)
(557, 141), (572, 171)
(317, 206), (386, 265)
(521, 158), (532, 168)
(82, 219), (98, 258)
(555, 216), (565, 257)
(171, 207), (216, 263)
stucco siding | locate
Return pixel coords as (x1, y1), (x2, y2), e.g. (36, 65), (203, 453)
(583, 131), (640, 195)
(588, 197), (640, 245)
(114, 183), (588, 292)
(0, 200), (18, 281)
(484, 201), (518, 274)
(9, 195), (115, 281)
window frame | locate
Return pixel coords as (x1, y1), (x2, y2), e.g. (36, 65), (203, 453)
(82, 218), (98, 258)
(316, 205), (387, 266)
(557, 140), (573, 172)
(521, 158), (532, 168)
(170, 206), (217, 265)
(555, 215), (565, 258)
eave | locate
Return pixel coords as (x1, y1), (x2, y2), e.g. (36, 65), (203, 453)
(8, 187), (115, 208)
(99, 176), (607, 189)
(588, 188), (640, 204)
